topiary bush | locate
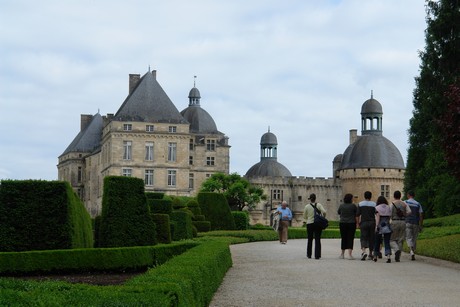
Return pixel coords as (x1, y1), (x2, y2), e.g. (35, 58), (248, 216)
(232, 211), (249, 230)
(152, 214), (171, 244)
(0, 180), (93, 252)
(197, 192), (236, 230)
(97, 176), (156, 247)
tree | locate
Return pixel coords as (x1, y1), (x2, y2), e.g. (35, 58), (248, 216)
(438, 83), (460, 181)
(405, 0), (460, 217)
(200, 172), (266, 211)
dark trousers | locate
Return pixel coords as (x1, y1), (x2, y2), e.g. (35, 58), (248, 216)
(339, 222), (356, 250)
(360, 220), (376, 253)
(306, 223), (322, 259)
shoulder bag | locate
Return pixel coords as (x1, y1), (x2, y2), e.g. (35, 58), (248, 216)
(311, 203), (328, 229)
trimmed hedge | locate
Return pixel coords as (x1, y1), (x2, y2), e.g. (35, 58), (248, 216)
(153, 214), (172, 244)
(0, 180), (93, 252)
(0, 239), (233, 306)
(170, 211), (193, 241)
(148, 198), (173, 214)
(197, 192), (236, 230)
(0, 241), (198, 275)
(193, 221), (212, 232)
(232, 211), (249, 230)
(98, 176), (156, 247)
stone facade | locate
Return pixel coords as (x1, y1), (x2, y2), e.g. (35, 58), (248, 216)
(245, 95), (405, 225)
(58, 70), (230, 217)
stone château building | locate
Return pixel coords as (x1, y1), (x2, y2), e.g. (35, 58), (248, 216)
(58, 70), (230, 216)
(245, 94), (405, 226)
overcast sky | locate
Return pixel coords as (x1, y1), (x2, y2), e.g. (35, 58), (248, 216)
(1, 0), (427, 181)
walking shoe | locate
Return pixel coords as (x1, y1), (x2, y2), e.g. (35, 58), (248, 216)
(378, 252), (383, 259)
(368, 254), (374, 260)
(348, 255), (355, 260)
(395, 250), (401, 262)
(386, 258), (391, 263)
(361, 253), (367, 261)
(373, 256), (377, 262)
(411, 254), (416, 261)
(339, 254), (344, 259)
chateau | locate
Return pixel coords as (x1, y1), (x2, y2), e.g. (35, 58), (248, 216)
(244, 94), (405, 226)
(58, 70), (230, 216)
(58, 69), (405, 223)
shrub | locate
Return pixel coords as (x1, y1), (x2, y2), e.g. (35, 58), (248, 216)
(170, 211), (193, 241)
(98, 176), (156, 247)
(0, 180), (93, 252)
(197, 192), (236, 230)
(148, 198), (172, 214)
(232, 211), (249, 230)
(152, 214), (171, 244)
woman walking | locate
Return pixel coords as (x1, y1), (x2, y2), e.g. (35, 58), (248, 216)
(338, 193), (359, 260)
(373, 196), (392, 263)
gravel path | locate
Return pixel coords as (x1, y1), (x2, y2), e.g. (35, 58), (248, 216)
(209, 239), (460, 307)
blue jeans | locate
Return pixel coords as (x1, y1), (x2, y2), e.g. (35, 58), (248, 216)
(374, 232), (391, 256)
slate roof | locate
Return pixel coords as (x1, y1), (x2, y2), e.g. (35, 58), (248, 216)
(340, 134), (405, 169)
(245, 159), (292, 178)
(60, 113), (103, 156)
(181, 106), (219, 134)
(114, 71), (187, 124)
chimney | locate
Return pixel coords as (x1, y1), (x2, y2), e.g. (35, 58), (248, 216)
(349, 129), (358, 145)
(81, 114), (93, 131)
(152, 70), (157, 79)
(129, 74), (141, 94)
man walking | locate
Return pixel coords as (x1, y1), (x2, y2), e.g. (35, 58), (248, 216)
(405, 191), (423, 260)
(389, 191), (411, 262)
(277, 201), (292, 244)
(357, 191), (376, 260)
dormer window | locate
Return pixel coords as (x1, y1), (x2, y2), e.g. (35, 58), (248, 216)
(123, 124), (132, 131)
(169, 126), (177, 133)
(146, 125), (154, 132)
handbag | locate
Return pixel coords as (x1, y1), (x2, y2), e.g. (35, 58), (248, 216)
(311, 203), (328, 229)
(379, 221), (392, 234)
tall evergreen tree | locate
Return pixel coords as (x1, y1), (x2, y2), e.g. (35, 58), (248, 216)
(405, 0), (460, 217)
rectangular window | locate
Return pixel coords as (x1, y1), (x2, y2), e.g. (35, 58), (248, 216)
(146, 125), (154, 132)
(145, 169), (154, 186)
(145, 142), (154, 161)
(206, 156), (215, 166)
(189, 155), (193, 165)
(167, 170), (177, 186)
(272, 189), (282, 200)
(168, 142), (177, 162)
(123, 141), (132, 160)
(206, 139), (216, 151)
(123, 124), (132, 131)
(189, 138), (194, 150)
(168, 126), (177, 133)
(122, 168), (132, 177)
(189, 173), (194, 189)
(380, 185), (390, 198)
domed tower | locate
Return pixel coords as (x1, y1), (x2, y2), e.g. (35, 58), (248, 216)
(245, 129), (292, 178)
(338, 93), (405, 201)
(181, 79), (219, 134)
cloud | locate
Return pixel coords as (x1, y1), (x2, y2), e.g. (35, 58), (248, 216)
(0, 0), (426, 180)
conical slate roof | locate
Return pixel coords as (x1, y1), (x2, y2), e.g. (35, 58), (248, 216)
(60, 113), (103, 156)
(114, 71), (187, 124)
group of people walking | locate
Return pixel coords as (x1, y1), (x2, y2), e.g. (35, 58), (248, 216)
(355, 190), (423, 263)
(274, 191), (423, 262)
